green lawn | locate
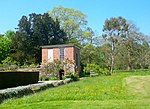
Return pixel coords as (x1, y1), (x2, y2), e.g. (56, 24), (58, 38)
(1, 70), (150, 109)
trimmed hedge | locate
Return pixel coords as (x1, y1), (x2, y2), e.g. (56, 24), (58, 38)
(0, 71), (39, 89)
(0, 78), (71, 103)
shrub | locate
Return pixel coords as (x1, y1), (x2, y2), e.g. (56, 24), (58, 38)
(49, 76), (58, 80)
(71, 74), (79, 81)
(39, 75), (50, 81)
(40, 58), (76, 80)
(65, 72), (79, 81)
(83, 64), (110, 76)
(102, 68), (110, 76)
(2, 57), (20, 66)
(39, 74), (58, 81)
(65, 72), (72, 78)
(79, 72), (86, 77)
(40, 59), (64, 79)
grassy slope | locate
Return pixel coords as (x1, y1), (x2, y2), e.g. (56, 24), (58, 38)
(1, 70), (150, 109)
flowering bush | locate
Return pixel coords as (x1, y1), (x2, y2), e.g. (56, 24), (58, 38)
(41, 58), (76, 80)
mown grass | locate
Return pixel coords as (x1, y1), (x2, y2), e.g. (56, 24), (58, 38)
(1, 70), (150, 109)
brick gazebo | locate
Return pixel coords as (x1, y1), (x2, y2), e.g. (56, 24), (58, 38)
(41, 44), (80, 74)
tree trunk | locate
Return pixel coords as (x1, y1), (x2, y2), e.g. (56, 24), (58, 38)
(127, 49), (132, 71)
(110, 42), (115, 74)
(127, 64), (131, 71)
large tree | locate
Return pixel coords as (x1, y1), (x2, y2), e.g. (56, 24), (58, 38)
(11, 13), (67, 65)
(102, 16), (129, 74)
(119, 22), (146, 70)
(135, 40), (150, 69)
(49, 6), (87, 44)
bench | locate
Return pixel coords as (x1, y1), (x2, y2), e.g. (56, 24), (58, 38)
(90, 71), (97, 77)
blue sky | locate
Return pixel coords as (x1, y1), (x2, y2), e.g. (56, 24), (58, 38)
(0, 0), (150, 36)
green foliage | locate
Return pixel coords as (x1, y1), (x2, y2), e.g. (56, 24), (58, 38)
(49, 6), (87, 44)
(80, 44), (95, 65)
(79, 72), (86, 77)
(41, 59), (76, 80)
(39, 75), (49, 81)
(4, 30), (15, 39)
(114, 31), (149, 70)
(2, 57), (19, 65)
(99, 44), (111, 68)
(41, 59), (64, 78)
(0, 35), (11, 63)
(0, 10), (149, 73)
(80, 44), (111, 73)
(65, 72), (79, 81)
(0, 30), (15, 65)
(102, 16), (129, 73)
(70, 74), (79, 81)
(71, 74), (80, 81)
(82, 27), (100, 45)
(11, 13), (67, 65)
(80, 40), (111, 74)
(83, 64), (110, 76)
(39, 75), (58, 81)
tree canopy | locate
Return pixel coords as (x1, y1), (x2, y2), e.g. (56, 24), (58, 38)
(0, 34), (11, 63)
(102, 16), (129, 74)
(49, 6), (87, 44)
(0, 7), (149, 74)
(10, 13), (67, 65)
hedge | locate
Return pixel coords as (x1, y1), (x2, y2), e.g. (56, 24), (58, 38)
(0, 71), (39, 89)
(0, 78), (71, 103)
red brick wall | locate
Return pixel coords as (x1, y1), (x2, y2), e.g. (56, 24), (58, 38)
(65, 46), (80, 73)
(65, 47), (74, 61)
(74, 47), (80, 73)
(53, 48), (59, 60)
(42, 49), (48, 63)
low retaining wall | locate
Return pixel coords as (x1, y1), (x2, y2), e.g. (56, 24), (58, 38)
(0, 71), (39, 89)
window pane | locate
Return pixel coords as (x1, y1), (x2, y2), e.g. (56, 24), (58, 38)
(76, 53), (78, 66)
(59, 47), (64, 61)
